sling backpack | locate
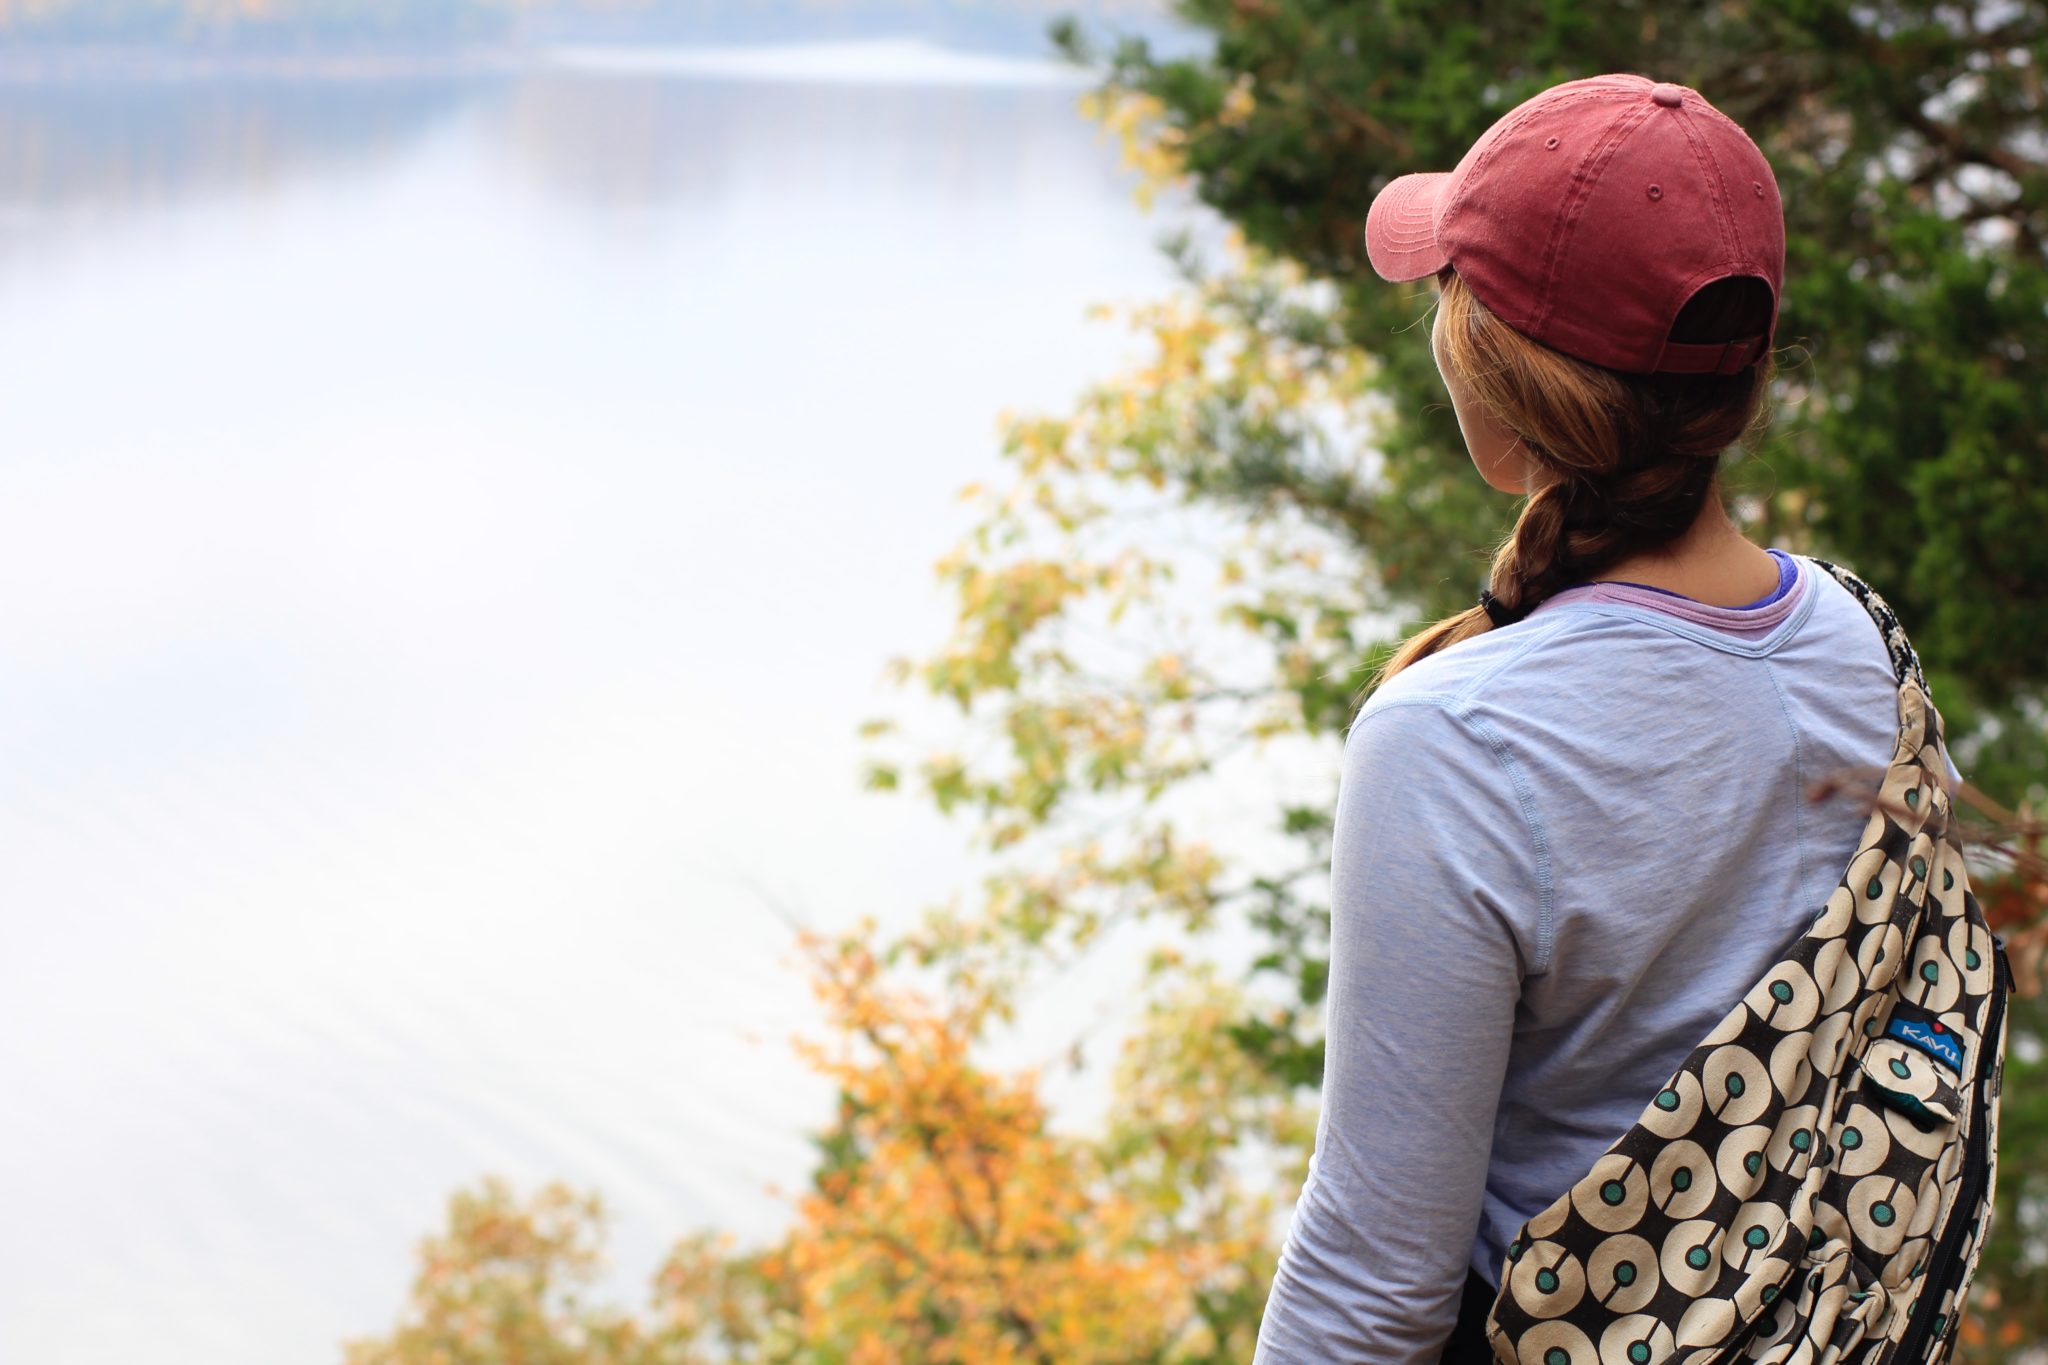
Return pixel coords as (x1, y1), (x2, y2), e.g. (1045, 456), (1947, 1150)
(1481, 558), (2013, 1365)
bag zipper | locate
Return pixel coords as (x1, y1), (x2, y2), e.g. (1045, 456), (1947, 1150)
(1890, 935), (2010, 1363)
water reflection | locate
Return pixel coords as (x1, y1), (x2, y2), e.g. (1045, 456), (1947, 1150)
(0, 78), (489, 232)
(0, 49), (1115, 242)
(496, 74), (1109, 211)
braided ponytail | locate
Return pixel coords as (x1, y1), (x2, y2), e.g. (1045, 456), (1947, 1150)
(1370, 267), (1777, 689)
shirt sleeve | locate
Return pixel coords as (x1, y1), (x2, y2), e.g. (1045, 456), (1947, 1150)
(1254, 700), (1547, 1364)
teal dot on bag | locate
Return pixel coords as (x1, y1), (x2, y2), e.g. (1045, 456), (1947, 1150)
(1933, 1314), (1947, 1336)
(1808, 1225), (1825, 1249)
(1655, 1088), (1680, 1110)
(1507, 1240), (1523, 1262)
(1747, 1152), (1765, 1176)
(1968, 948), (1982, 969)
(1762, 1283), (1779, 1303)
(1866, 1016), (1882, 1035)
(1842, 1127), (1862, 1149)
(1672, 1168), (1692, 1192)
(1727, 1072), (1747, 1098)
(1944, 869), (1954, 890)
(1791, 1128), (1811, 1152)
(1770, 981), (1794, 1003)
(1536, 1268), (1559, 1293)
(1892, 1057), (1913, 1078)
(1912, 855), (1927, 879)
(1546, 1351), (1569, 1365)
(1614, 1261), (1636, 1286)
(1686, 1246), (1711, 1270)
(1745, 1225), (1769, 1248)
(1867, 875), (1885, 898)
(1873, 1201), (1896, 1226)
(1629, 1344), (1651, 1364)
(1601, 1179), (1627, 1205)
(1906, 787), (1920, 809)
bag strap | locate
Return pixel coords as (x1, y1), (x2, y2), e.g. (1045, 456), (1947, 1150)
(1805, 554), (1928, 695)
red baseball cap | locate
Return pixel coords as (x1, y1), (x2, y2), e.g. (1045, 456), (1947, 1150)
(1364, 73), (1784, 376)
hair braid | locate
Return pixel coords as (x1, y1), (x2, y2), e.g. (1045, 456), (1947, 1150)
(1490, 450), (1722, 614)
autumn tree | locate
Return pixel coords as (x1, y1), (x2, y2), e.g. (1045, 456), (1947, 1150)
(347, 922), (1298, 1363)
(341, 1179), (670, 1365)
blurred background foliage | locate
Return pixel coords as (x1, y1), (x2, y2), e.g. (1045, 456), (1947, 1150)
(344, 1), (2048, 1361)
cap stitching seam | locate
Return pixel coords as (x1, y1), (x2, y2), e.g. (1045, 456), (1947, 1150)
(1676, 103), (1745, 262)
(1438, 87), (1620, 228)
(1533, 100), (1657, 338)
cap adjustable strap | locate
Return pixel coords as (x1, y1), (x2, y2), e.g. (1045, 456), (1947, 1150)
(1653, 333), (1768, 375)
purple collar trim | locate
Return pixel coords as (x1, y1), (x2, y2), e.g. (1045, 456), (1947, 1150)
(1530, 548), (1803, 634)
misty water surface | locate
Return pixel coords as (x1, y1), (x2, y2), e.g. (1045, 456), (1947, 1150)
(0, 41), (1210, 1364)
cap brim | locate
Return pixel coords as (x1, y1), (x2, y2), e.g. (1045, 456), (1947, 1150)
(1364, 170), (1452, 282)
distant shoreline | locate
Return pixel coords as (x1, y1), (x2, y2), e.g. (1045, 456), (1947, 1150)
(0, 45), (533, 86)
(0, 37), (1114, 88)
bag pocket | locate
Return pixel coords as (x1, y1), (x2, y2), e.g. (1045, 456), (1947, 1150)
(1857, 1036), (1962, 1130)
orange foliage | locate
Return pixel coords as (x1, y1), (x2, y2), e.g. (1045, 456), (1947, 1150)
(350, 920), (1290, 1364)
(771, 923), (1264, 1364)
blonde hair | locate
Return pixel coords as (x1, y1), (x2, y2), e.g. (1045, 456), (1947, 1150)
(1369, 267), (1779, 689)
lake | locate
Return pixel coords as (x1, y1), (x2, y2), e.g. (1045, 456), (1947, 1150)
(0, 39), (1212, 1364)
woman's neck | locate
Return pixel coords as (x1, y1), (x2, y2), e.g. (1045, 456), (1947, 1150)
(1590, 504), (1780, 608)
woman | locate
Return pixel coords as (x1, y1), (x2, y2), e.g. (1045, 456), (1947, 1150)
(1251, 75), (1965, 1362)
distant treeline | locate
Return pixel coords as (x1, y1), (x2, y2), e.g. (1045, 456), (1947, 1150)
(0, 0), (1174, 54)
(0, 0), (516, 49)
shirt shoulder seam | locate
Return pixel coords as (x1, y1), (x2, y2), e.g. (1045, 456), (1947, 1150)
(1350, 695), (1557, 975)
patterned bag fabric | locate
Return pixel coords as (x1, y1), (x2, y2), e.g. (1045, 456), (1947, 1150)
(1483, 559), (2014, 1365)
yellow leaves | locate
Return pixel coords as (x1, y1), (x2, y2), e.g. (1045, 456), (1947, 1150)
(1077, 86), (1186, 210)
(1218, 73), (1258, 129)
(343, 1179), (662, 1365)
(769, 921), (1219, 1361)
(1147, 651), (1192, 701)
(359, 910), (1289, 1365)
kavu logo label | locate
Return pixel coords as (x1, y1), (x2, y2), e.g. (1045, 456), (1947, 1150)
(1885, 1002), (1964, 1074)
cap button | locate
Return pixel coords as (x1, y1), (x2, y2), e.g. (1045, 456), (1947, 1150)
(1650, 82), (1685, 108)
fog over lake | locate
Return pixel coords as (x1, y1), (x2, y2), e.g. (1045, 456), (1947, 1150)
(0, 40), (1226, 1364)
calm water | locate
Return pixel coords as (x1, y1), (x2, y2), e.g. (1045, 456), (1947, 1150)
(0, 42), (1205, 1364)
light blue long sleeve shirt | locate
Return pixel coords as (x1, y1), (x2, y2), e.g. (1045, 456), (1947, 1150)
(1253, 551), (1962, 1363)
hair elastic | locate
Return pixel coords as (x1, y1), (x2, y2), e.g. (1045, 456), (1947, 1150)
(1479, 588), (1531, 629)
